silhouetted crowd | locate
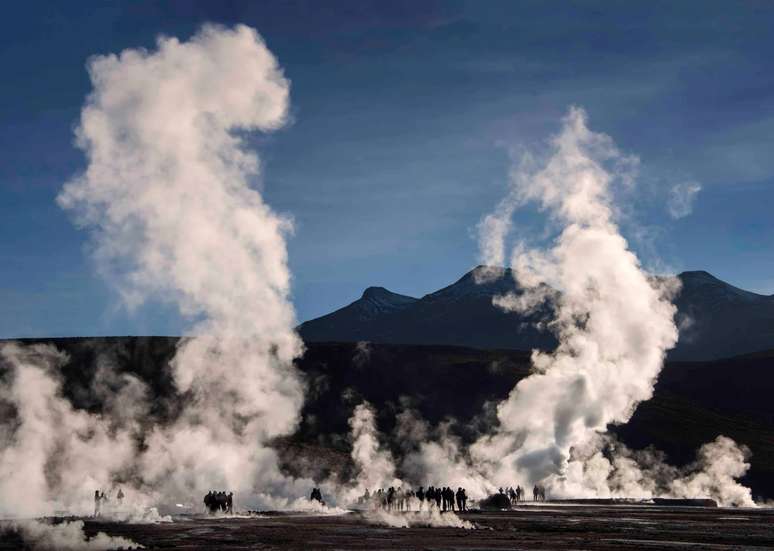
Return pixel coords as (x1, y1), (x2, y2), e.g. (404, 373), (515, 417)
(204, 490), (234, 514)
(93, 487), (124, 517)
(310, 487), (326, 506)
(357, 485), (468, 512)
(498, 484), (546, 503)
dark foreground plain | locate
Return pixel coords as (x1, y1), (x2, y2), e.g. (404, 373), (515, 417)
(3, 504), (773, 550)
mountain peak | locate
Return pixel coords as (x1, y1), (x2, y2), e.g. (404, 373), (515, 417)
(677, 270), (770, 303)
(424, 265), (517, 301)
(359, 287), (418, 309)
(362, 286), (394, 300)
(470, 265), (512, 279)
(679, 270), (720, 282)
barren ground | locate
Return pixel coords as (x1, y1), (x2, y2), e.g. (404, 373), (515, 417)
(3, 504), (773, 550)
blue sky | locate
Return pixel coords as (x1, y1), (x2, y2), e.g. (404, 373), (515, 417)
(2, 1), (774, 337)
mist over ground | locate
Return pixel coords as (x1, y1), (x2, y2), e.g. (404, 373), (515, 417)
(3, 337), (772, 504)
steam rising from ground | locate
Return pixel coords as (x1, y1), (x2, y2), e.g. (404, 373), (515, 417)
(367, 509), (475, 529)
(345, 402), (402, 501)
(472, 106), (680, 490)
(470, 107), (754, 506)
(57, 22), (305, 504)
(344, 402), (474, 528)
(0, 24), (311, 550)
(383, 107), (753, 507)
(0, 520), (140, 550)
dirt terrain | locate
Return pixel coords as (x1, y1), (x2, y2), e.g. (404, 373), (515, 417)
(3, 504), (773, 550)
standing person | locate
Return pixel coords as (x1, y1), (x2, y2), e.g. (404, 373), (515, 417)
(434, 487), (442, 510)
(227, 492), (233, 514)
(455, 487), (464, 512)
(94, 490), (101, 517)
(417, 487), (425, 511)
(533, 485), (539, 501)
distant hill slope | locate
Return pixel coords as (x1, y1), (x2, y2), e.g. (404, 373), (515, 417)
(671, 271), (774, 360)
(298, 267), (774, 361)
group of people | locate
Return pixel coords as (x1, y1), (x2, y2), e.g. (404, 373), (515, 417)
(501, 486), (525, 504)
(358, 485), (468, 512)
(93, 488), (124, 517)
(203, 490), (234, 514)
(498, 484), (547, 503)
(309, 487), (325, 506)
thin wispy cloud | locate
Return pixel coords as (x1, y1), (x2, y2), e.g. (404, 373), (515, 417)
(667, 181), (702, 219)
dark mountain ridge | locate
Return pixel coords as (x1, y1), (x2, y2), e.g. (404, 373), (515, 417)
(299, 267), (774, 361)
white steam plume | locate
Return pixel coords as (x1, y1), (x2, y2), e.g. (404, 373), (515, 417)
(471, 106), (680, 493)
(343, 402), (402, 503)
(367, 508), (474, 529)
(0, 343), (148, 548)
(0, 520), (141, 550)
(345, 403), (475, 528)
(670, 436), (754, 507)
(461, 107), (751, 506)
(1, 24), (307, 535)
(0, 343), (140, 517)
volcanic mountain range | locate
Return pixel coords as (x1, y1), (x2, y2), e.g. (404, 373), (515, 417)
(299, 267), (774, 361)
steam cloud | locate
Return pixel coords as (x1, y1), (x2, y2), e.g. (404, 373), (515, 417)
(0, 24), (313, 549)
(0, 520), (141, 550)
(386, 107), (753, 507)
(57, 22), (305, 504)
(469, 107), (752, 505)
(345, 402), (475, 528)
(472, 106), (680, 489)
(346, 402), (402, 499)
